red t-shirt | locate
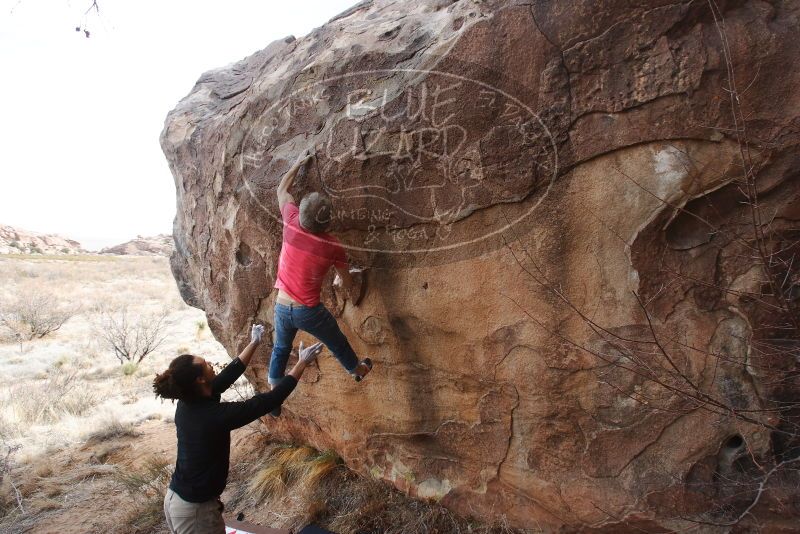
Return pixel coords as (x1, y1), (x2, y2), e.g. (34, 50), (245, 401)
(274, 202), (347, 306)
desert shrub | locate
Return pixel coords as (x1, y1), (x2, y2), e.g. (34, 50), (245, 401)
(113, 455), (171, 533)
(29, 246), (43, 255)
(4, 370), (98, 426)
(0, 292), (76, 341)
(0, 441), (23, 520)
(94, 307), (169, 364)
(121, 362), (138, 376)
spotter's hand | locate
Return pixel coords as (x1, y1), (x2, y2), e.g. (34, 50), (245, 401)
(299, 341), (323, 364)
(250, 324), (265, 344)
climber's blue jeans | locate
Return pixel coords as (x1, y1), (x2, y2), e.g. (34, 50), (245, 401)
(268, 302), (359, 385)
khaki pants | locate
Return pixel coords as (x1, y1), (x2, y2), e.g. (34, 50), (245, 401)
(163, 488), (226, 534)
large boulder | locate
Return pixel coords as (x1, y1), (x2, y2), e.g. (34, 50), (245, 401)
(161, 0), (800, 530)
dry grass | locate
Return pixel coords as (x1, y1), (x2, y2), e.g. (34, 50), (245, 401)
(226, 440), (530, 534)
(316, 471), (526, 534)
(304, 450), (340, 489)
(0, 368), (100, 433)
(247, 444), (335, 502)
(0, 255), (230, 458)
(0, 254), (119, 263)
(113, 455), (171, 495)
(0, 446), (119, 533)
(84, 419), (141, 445)
(112, 455), (172, 534)
(0, 441), (23, 522)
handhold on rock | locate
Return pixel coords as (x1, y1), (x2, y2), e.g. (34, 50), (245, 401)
(333, 266), (367, 306)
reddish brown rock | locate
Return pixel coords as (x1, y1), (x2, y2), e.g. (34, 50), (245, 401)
(161, 0), (800, 530)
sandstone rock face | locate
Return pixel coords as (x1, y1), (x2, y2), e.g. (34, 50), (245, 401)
(0, 224), (85, 255)
(162, 0), (800, 530)
(100, 234), (174, 256)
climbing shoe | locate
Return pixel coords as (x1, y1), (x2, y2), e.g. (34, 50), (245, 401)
(351, 358), (373, 382)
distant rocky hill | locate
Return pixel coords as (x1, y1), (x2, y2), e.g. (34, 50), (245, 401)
(0, 224), (85, 255)
(100, 234), (173, 257)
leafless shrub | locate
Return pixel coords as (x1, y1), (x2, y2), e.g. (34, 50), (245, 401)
(228, 377), (256, 401)
(4, 369), (98, 427)
(94, 307), (169, 364)
(0, 292), (76, 341)
(0, 440), (24, 519)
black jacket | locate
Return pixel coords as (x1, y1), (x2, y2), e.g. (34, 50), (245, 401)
(168, 357), (297, 502)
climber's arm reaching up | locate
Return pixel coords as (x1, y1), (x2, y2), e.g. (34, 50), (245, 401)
(277, 150), (313, 209)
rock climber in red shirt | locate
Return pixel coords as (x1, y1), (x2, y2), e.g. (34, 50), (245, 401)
(268, 149), (372, 415)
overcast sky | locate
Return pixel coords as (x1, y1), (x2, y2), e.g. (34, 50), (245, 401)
(0, 0), (355, 250)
